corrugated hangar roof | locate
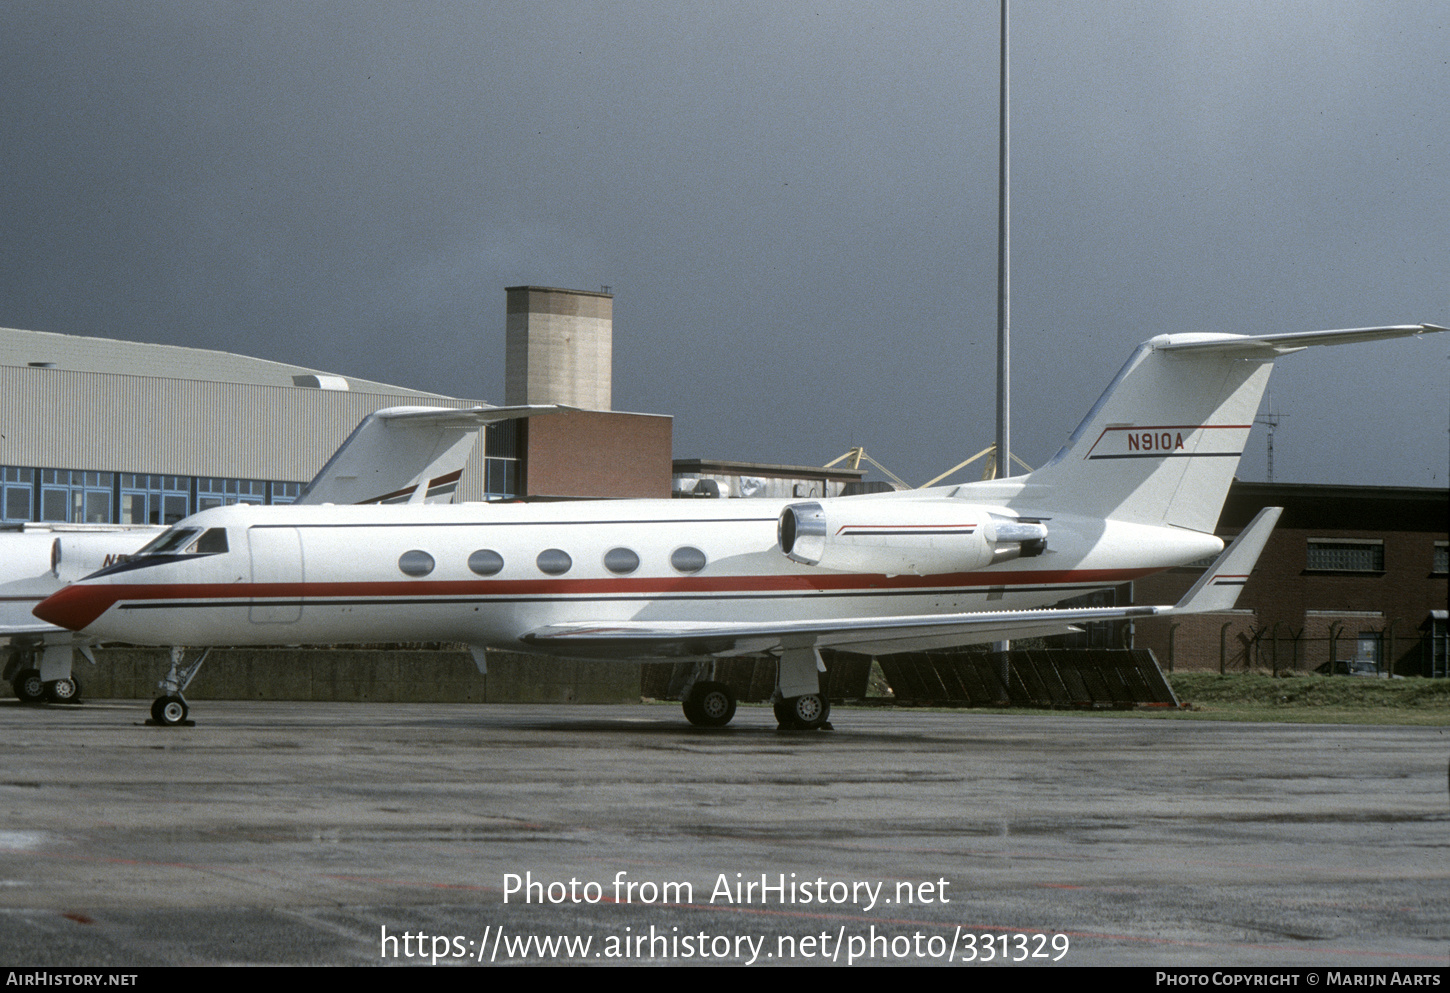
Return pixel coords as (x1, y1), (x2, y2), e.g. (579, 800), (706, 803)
(0, 326), (457, 400)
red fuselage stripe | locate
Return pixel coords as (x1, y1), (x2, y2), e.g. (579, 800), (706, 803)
(34, 568), (1156, 631)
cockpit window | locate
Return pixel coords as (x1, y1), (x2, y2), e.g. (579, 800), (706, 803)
(133, 526), (228, 557)
(194, 528), (228, 554)
(136, 527), (201, 556)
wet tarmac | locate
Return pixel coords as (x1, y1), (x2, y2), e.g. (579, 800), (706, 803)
(1, 699), (1446, 967)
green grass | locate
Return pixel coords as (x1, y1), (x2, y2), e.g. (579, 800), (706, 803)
(1148, 671), (1450, 725)
(843, 670), (1450, 725)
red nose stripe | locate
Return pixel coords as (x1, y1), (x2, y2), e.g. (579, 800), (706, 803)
(32, 585), (120, 631)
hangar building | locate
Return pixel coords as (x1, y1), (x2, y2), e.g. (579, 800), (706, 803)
(0, 286), (670, 526)
(0, 327), (504, 522)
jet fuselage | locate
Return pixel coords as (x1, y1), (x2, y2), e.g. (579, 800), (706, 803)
(32, 493), (1224, 654)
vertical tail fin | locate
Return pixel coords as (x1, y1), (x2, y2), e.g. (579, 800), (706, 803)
(1015, 325), (1442, 533)
(294, 404), (571, 506)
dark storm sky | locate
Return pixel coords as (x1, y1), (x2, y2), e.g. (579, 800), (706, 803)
(2, 1), (1446, 487)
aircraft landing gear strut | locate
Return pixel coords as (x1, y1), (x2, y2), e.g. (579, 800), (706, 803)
(150, 647), (210, 727)
(773, 646), (832, 730)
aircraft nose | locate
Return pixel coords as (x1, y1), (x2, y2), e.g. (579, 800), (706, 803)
(33, 584), (115, 631)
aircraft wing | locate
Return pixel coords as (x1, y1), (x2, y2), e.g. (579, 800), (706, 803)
(0, 620), (65, 636)
(522, 508), (1284, 660)
(295, 404), (573, 506)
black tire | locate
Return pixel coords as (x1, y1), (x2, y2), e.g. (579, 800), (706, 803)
(772, 698), (795, 727)
(681, 695), (703, 725)
(14, 669), (46, 704)
(45, 677), (80, 704)
(154, 696), (188, 726)
(684, 681), (736, 728)
(774, 693), (830, 730)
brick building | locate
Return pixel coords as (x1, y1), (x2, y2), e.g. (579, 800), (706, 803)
(1130, 482), (1448, 675)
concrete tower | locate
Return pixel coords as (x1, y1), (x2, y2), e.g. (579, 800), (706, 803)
(504, 286), (612, 410)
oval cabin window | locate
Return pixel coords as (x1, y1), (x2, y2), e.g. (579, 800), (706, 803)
(670, 546), (707, 574)
(603, 547), (640, 574)
(398, 549), (435, 577)
(468, 549), (504, 576)
(536, 549), (572, 575)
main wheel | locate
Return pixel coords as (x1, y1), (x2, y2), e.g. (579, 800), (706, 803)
(153, 695), (188, 726)
(45, 677), (80, 704)
(774, 693), (830, 730)
(14, 669), (46, 704)
(684, 682), (736, 728)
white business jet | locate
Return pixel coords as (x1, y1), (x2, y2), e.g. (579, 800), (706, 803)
(33, 325), (1444, 728)
(4, 403), (562, 704)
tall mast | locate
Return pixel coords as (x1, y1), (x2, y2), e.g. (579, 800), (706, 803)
(994, 0), (1010, 480)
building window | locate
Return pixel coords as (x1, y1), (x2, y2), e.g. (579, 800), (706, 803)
(1434, 543), (1448, 576)
(484, 421), (521, 500)
(1306, 539), (1384, 572)
(39, 470), (113, 524)
(270, 481), (303, 505)
(198, 477), (267, 511)
(1, 468), (306, 525)
(120, 474), (191, 525)
(1, 467), (34, 522)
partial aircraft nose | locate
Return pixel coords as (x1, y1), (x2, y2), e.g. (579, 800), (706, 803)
(33, 583), (114, 632)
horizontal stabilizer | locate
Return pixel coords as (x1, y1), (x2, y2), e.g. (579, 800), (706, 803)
(1167, 506), (1282, 615)
(373, 404), (578, 427)
(1151, 324), (1446, 357)
(1015, 323), (1443, 535)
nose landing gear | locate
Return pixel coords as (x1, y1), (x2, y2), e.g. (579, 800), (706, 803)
(147, 647), (209, 727)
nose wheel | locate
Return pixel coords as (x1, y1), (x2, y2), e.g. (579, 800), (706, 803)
(148, 647), (209, 726)
(150, 696), (190, 726)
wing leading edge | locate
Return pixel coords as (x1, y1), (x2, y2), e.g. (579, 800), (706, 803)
(520, 509), (1284, 660)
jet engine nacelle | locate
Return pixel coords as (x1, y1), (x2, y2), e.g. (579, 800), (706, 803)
(50, 530), (160, 584)
(778, 499), (1047, 576)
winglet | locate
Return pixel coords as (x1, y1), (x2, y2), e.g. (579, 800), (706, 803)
(1169, 507), (1282, 614)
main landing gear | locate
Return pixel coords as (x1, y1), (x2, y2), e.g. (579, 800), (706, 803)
(773, 691), (831, 731)
(44, 675), (81, 704)
(6, 648), (83, 706)
(148, 647), (210, 727)
(772, 646), (831, 731)
(676, 650), (833, 730)
(12, 668), (47, 704)
(682, 681), (737, 728)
